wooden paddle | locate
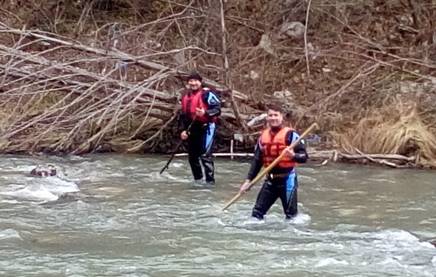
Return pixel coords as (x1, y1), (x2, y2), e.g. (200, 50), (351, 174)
(222, 122), (318, 211)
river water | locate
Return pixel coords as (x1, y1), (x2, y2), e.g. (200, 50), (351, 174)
(0, 154), (435, 276)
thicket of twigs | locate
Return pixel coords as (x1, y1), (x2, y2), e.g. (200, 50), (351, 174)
(0, 0), (435, 167)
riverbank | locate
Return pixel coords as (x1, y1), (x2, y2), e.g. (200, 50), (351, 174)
(1, 1), (435, 168)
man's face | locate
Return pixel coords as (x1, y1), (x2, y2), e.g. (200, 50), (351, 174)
(267, 109), (283, 128)
(188, 79), (202, 91)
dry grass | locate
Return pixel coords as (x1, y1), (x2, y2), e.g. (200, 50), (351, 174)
(335, 100), (436, 167)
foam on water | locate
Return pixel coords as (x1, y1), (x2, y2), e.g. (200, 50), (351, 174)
(35, 176), (79, 194)
(0, 199), (19, 204)
(0, 176), (79, 202)
(161, 171), (191, 183)
(171, 161), (184, 168)
(241, 217), (265, 226)
(314, 257), (349, 267)
(0, 228), (22, 240)
(286, 212), (311, 225)
(226, 211), (312, 232)
(1, 184), (59, 202)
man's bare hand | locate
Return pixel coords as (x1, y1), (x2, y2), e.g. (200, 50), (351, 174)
(239, 179), (251, 193)
(180, 130), (189, 140)
(195, 107), (205, 117)
(285, 147), (295, 158)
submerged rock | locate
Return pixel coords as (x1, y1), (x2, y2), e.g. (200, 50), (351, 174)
(30, 164), (57, 177)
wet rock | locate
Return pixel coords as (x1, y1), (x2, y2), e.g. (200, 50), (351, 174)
(258, 34), (275, 55)
(30, 164), (57, 177)
(279, 21), (305, 40)
(57, 192), (81, 202)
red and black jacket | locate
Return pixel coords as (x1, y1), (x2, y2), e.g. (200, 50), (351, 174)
(180, 88), (221, 129)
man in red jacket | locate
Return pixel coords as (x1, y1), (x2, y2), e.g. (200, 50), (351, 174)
(180, 72), (221, 185)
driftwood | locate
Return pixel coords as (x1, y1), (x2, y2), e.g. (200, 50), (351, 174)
(175, 152), (254, 158)
(309, 150), (416, 162)
(173, 149), (416, 168)
(0, 24), (249, 101)
(1, 0), (435, 169)
(308, 149), (417, 168)
(0, 23), (263, 154)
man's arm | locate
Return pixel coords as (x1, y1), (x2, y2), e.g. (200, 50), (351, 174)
(288, 130), (308, 163)
(240, 141), (263, 192)
(203, 90), (221, 118)
(178, 109), (191, 130)
(178, 93), (192, 131)
(246, 141), (263, 180)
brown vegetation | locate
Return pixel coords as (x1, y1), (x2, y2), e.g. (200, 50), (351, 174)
(0, 0), (435, 168)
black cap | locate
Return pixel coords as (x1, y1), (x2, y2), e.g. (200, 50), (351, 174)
(187, 72), (202, 82)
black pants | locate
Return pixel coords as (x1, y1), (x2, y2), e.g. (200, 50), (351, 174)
(187, 123), (216, 183)
(252, 173), (298, 219)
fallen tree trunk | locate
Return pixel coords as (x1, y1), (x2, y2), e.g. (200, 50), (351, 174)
(308, 149), (417, 168)
(173, 149), (418, 168)
(0, 23), (264, 154)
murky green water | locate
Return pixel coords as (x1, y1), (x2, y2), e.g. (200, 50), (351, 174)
(0, 154), (435, 276)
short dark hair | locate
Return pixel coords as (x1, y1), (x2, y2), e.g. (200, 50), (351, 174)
(187, 72), (202, 82)
(266, 102), (285, 114)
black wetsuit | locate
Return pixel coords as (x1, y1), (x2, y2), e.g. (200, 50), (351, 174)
(246, 128), (308, 219)
(180, 89), (221, 184)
